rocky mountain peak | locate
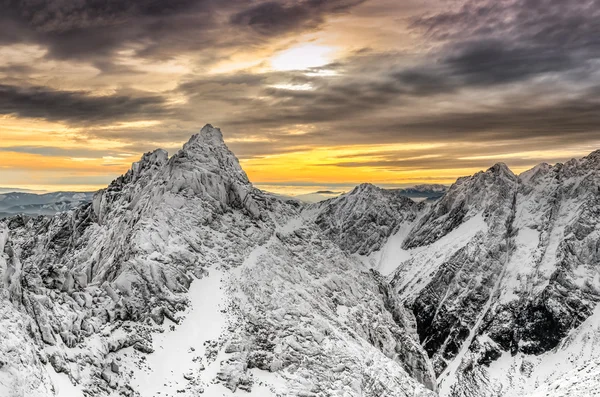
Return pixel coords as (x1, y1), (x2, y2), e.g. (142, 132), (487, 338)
(585, 148), (600, 161)
(184, 124), (225, 148)
(0, 125), (438, 397)
(486, 162), (516, 178)
(519, 162), (552, 185)
(350, 183), (380, 195)
(573, 148), (600, 170)
(131, 149), (168, 178)
(171, 124), (250, 186)
(306, 182), (420, 256)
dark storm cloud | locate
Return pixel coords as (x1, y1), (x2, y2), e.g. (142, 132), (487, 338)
(412, 0), (600, 50)
(305, 92), (600, 146)
(0, 0), (365, 63)
(3, 0), (600, 173)
(176, 63), (600, 158)
(205, 0), (600, 156)
(230, 0), (365, 35)
(410, 0), (600, 87)
(0, 84), (168, 124)
(442, 40), (576, 86)
(0, 0), (221, 61)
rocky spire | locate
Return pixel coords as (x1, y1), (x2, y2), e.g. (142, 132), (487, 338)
(171, 124), (250, 186)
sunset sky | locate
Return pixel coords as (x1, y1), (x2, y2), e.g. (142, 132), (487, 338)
(1, 0), (600, 194)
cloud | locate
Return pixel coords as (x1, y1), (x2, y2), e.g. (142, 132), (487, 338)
(0, 145), (127, 158)
(0, 0), (366, 65)
(2, 0), (600, 192)
(230, 0), (365, 35)
(0, 84), (168, 124)
(442, 39), (576, 86)
(411, 0), (600, 81)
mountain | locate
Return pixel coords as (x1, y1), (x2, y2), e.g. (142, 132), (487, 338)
(1, 124), (599, 397)
(0, 125), (434, 397)
(294, 191), (341, 203)
(299, 153), (600, 396)
(385, 157), (600, 396)
(0, 192), (94, 218)
(393, 185), (448, 202)
(304, 183), (423, 258)
(294, 185), (447, 204)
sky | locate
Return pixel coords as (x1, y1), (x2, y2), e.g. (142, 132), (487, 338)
(1, 0), (600, 195)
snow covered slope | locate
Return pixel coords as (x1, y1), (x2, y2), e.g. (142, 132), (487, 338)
(0, 125), (435, 396)
(310, 153), (600, 397)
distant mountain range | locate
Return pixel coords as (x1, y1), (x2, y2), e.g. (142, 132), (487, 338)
(291, 184), (448, 204)
(0, 182), (445, 219)
(0, 191), (95, 218)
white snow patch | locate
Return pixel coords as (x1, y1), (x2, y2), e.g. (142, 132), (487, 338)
(365, 221), (414, 276)
(336, 305), (349, 317)
(123, 269), (227, 396)
(484, 304), (600, 396)
(498, 226), (540, 303)
(47, 364), (84, 397)
(391, 212), (487, 298)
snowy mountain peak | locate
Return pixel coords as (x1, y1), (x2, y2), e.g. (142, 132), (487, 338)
(519, 162), (552, 184)
(486, 162), (515, 178)
(576, 148), (600, 168)
(185, 123), (226, 148)
(131, 149), (168, 178)
(585, 148), (600, 161)
(306, 182), (419, 256)
(350, 182), (379, 194)
(171, 125), (251, 187)
(0, 125), (438, 397)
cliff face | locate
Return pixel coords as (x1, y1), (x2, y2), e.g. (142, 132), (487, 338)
(309, 150), (600, 397)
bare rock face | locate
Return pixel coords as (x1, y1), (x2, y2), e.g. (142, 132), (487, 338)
(0, 125), (435, 397)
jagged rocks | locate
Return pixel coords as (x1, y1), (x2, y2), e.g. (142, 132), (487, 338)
(306, 183), (421, 256)
(0, 125), (435, 397)
(387, 153), (600, 396)
(2, 125), (599, 397)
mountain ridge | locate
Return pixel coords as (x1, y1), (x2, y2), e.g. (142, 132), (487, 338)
(0, 125), (436, 397)
(1, 125), (599, 397)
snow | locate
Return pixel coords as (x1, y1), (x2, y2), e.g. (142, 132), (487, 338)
(484, 304), (600, 396)
(120, 269), (227, 396)
(4, 127), (600, 397)
(336, 305), (350, 317)
(498, 225), (540, 303)
(47, 364), (84, 397)
(364, 221), (415, 275)
(390, 212), (487, 297)
(533, 199), (577, 292)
